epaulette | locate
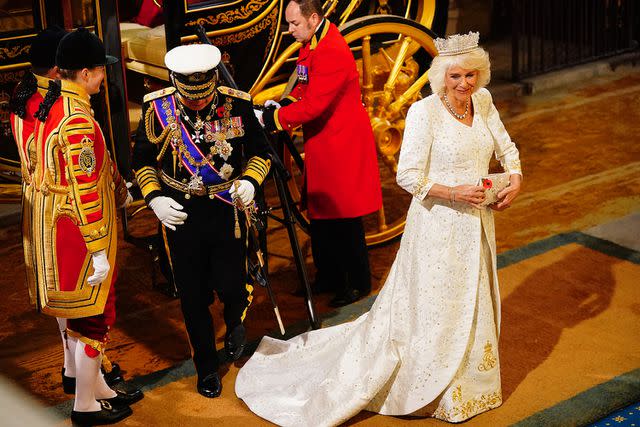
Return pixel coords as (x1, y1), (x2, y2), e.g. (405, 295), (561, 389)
(217, 86), (251, 102)
(143, 87), (176, 103)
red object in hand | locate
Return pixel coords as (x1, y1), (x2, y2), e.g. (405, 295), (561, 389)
(482, 178), (493, 189)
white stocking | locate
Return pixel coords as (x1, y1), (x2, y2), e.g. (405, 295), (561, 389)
(56, 318), (76, 377)
(73, 343), (101, 412)
(94, 372), (117, 400)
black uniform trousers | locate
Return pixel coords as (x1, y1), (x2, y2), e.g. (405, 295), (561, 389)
(163, 189), (250, 378)
(310, 217), (371, 294)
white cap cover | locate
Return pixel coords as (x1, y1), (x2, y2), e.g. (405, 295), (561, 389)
(164, 44), (221, 74)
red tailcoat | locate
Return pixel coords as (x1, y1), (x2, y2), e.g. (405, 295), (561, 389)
(274, 21), (382, 219)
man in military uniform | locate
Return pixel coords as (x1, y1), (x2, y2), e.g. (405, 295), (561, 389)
(132, 44), (271, 398)
(10, 27), (134, 401)
(32, 28), (141, 425)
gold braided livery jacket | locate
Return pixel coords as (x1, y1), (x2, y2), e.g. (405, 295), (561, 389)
(31, 80), (127, 318)
(10, 73), (50, 305)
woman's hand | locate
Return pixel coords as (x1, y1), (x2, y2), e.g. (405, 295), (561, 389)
(491, 174), (522, 211)
(452, 184), (486, 209)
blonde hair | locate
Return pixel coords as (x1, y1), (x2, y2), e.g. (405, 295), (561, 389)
(428, 47), (491, 96)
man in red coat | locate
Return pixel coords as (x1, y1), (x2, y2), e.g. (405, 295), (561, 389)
(261, 0), (382, 306)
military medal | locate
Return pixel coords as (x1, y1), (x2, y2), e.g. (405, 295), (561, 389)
(186, 167), (204, 197)
(297, 64), (309, 83)
(218, 163), (234, 180)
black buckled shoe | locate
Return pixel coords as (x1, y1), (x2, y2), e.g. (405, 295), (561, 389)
(197, 373), (222, 398)
(102, 362), (124, 387)
(70, 399), (132, 426)
(62, 367), (75, 394)
(328, 288), (368, 308)
(104, 386), (144, 408)
(225, 324), (246, 361)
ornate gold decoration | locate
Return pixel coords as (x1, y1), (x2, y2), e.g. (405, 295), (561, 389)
(209, 6), (277, 49)
(452, 385), (462, 403)
(478, 341), (497, 372)
(0, 45), (30, 60)
(0, 70), (26, 84)
(0, 91), (10, 124)
(186, 0), (270, 27)
(433, 391), (502, 421)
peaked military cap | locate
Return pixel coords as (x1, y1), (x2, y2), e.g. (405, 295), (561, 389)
(165, 44), (221, 100)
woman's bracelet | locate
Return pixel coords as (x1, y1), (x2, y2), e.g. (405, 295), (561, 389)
(449, 188), (456, 203)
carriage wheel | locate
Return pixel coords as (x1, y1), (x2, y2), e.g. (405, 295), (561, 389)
(278, 16), (438, 247)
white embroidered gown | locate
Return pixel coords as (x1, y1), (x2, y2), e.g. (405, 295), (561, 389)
(235, 88), (522, 426)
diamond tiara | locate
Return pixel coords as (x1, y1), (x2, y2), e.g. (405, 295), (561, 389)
(434, 31), (480, 56)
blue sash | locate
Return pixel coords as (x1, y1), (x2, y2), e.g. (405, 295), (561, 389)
(153, 96), (233, 204)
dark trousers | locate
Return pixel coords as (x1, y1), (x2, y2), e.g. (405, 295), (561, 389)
(163, 193), (250, 378)
(310, 217), (371, 293)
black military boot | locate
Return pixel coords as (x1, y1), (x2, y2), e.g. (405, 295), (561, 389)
(225, 324), (246, 361)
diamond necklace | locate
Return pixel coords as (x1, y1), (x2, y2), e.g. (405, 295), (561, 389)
(443, 93), (469, 120)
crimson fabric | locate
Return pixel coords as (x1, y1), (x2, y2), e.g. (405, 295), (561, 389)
(68, 275), (116, 341)
(55, 216), (88, 292)
(277, 23), (382, 219)
(133, 0), (163, 27)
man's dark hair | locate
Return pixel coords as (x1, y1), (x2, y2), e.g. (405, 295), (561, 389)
(59, 69), (80, 80)
(289, 0), (323, 18)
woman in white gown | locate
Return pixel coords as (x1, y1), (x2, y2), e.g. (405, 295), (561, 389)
(235, 31), (522, 426)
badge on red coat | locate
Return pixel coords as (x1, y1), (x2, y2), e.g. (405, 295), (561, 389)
(78, 136), (96, 177)
(297, 64), (309, 83)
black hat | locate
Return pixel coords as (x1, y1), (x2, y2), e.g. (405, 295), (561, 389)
(30, 26), (68, 69)
(56, 27), (118, 70)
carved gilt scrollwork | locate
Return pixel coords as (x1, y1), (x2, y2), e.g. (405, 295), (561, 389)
(0, 45), (30, 61)
(186, 0), (271, 27)
(210, 5), (278, 50)
(0, 70), (27, 84)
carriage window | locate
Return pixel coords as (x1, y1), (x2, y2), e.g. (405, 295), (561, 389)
(0, 0), (35, 32)
(185, 0), (243, 12)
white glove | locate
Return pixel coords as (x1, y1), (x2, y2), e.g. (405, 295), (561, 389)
(265, 99), (281, 109)
(253, 108), (265, 127)
(87, 250), (110, 286)
(229, 180), (255, 207)
(121, 191), (133, 208)
(148, 196), (188, 231)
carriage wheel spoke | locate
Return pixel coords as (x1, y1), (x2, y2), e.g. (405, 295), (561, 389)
(361, 36), (374, 113)
(386, 70), (430, 122)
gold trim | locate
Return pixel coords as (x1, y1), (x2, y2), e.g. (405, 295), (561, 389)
(0, 68), (28, 81)
(184, 0), (244, 13)
(185, 0), (270, 26)
(0, 46), (30, 61)
(209, 4), (278, 50)
(181, 0), (277, 42)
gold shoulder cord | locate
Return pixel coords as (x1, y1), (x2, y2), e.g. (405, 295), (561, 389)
(145, 104), (173, 144)
(144, 104), (175, 162)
